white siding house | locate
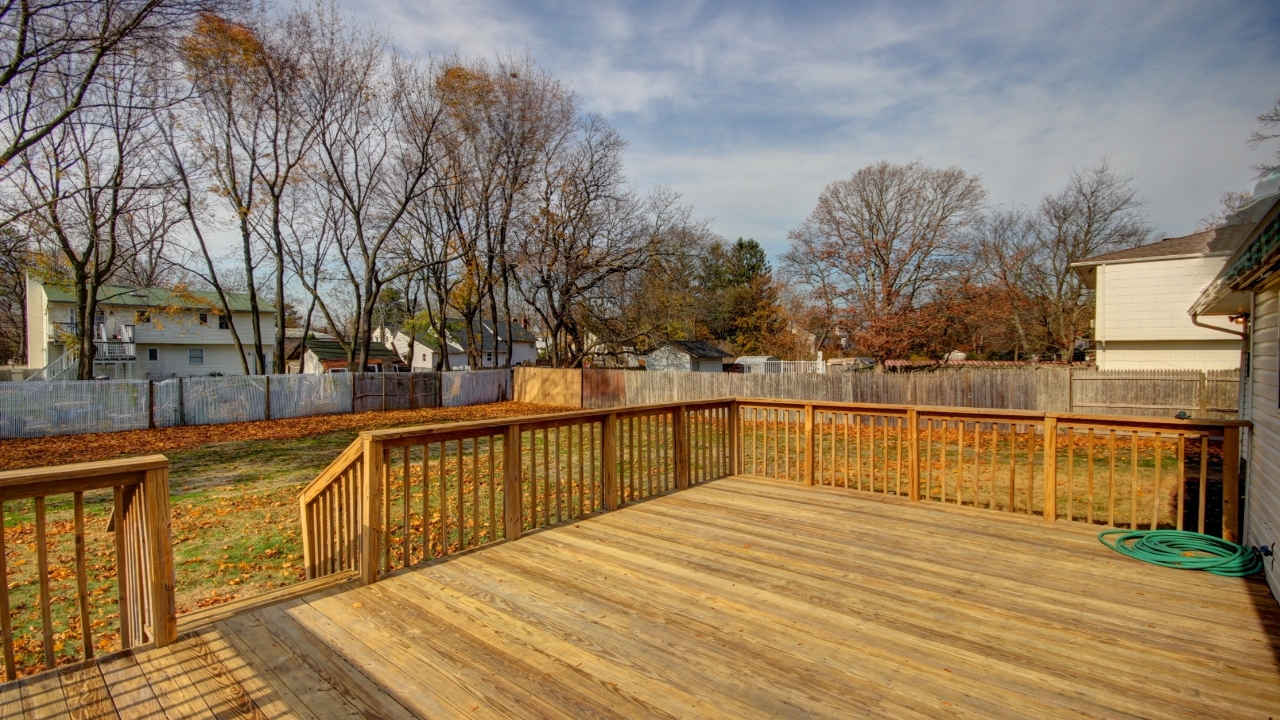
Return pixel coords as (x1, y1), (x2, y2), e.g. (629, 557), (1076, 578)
(1190, 173), (1280, 602)
(378, 319), (538, 371)
(1073, 224), (1251, 370)
(25, 276), (275, 379)
(645, 341), (733, 372)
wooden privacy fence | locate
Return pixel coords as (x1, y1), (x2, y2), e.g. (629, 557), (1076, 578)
(521, 367), (1241, 419)
(299, 397), (1248, 587)
(0, 457), (176, 679)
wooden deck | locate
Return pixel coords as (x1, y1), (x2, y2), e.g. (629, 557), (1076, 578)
(6, 476), (1280, 719)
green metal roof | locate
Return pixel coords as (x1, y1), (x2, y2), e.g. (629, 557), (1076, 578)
(41, 283), (273, 313)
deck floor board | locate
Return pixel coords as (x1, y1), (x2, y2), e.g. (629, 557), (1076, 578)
(5, 476), (1279, 719)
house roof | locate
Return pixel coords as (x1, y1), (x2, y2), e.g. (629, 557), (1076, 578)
(410, 318), (537, 354)
(305, 338), (402, 364)
(659, 340), (733, 359)
(41, 282), (273, 314)
(1073, 224), (1254, 267)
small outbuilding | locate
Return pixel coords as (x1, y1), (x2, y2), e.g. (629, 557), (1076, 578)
(295, 337), (406, 373)
(646, 340), (733, 372)
(734, 355), (781, 373)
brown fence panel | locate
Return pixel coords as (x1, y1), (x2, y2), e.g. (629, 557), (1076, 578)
(514, 367), (582, 407)
(583, 369), (628, 409)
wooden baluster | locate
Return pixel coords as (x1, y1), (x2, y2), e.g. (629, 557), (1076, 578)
(783, 410), (790, 481)
(989, 424), (998, 510)
(855, 415), (864, 491)
(471, 436), (480, 545)
(1151, 434), (1162, 530)
(803, 405), (815, 487)
(382, 448), (392, 574)
(674, 407), (688, 491)
(457, 440), (465, 550)
(1197, 435), (1208, 534)
(1007, 425), (1016, 512)
(956, 421), (965, 505)
(35, 496), (55, 669)
(941, 421), (949, 502)
(402, 446), (411, 567)
(731, 403), (741, 478)
(908, 410), (921, 501)
(843, 413), (851, 488)
(1086, 429), (1095, 524)
(1043, 417), (1057, 522)
(423, 446), (431, 557)
(604, 413), (620, 509)
(1066, 428), (1075, 522)
(896, 416), (905, 497)
(1130, 433), (1139, 530)
(972, 422), (981, 507)
(1108, 430), (1117, 527)
(662, 414), (670, 490)
(542, 429), (550, 523)
(0, 500), (13, 680)
(590, 421), (598, 511)
(815, 412), (824, 485)
(924, 419), (933, 500)
(1223, 426), (1241, 542)
(1025, 427), (1035, 516)
(439, 441), (449, 552)
(1176, 434), (1185, 531)
(488, 435), (497, 541)
(554, 426), (563, 521)
(527, 432), (536, 529)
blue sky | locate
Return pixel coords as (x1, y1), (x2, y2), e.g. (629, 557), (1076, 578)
(348, 0), (1280, 258)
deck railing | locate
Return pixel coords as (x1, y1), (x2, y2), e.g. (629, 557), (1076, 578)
(0, 456), (176, 679)
(300, 397), (1248, 584)
(299, 399), (734, 582)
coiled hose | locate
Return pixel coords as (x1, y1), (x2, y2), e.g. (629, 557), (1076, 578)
(1098, 529), (1263, 577)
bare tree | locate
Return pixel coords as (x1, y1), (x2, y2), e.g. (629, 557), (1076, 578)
(0, 0), (219, 174)
(11, 52), (176, 378)
(305, 16), (443, 371)
(1250, 96), (1280, 178)
(781, 160), (987, 359)
(1029, 159), (1150, 359)
(1195, 190), (1253, 232)
(971, 207), (1040, 358)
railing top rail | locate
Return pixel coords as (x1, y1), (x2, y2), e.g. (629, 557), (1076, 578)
(0, 454), (168, 500)
(360, 398), (735, 443)
(299, 440), (365, 504)
(730, 396), (1251, 430)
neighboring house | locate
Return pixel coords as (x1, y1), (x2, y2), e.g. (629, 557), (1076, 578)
(1189, 170), (1280, 601)
(1072, 224), (1253, 370)
(381, 318), (538, 371)
(298, 337), (405, 373)
(646, 341), (733, 372)
(25, 276), (276, 380)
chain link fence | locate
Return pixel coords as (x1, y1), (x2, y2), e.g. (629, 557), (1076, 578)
(0, 369), (513, 439)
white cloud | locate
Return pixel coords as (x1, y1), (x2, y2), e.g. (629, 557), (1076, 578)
(345, 0), (1280, 255)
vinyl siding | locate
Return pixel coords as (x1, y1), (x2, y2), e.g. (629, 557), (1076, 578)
(1247, 278), (1280, 600)
(1100, 258), (1240, 342)
(1095, 340), (1242, 370)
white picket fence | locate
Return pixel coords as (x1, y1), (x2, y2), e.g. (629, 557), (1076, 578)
(0, 369), (513, 439)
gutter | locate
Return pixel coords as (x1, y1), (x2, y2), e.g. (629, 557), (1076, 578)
(1190, 312), (1246, 339)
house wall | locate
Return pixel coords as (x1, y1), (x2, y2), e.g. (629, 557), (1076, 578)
(1098, 258), (1240, 341)
(693, 358), (724, 372)
(646, 345), (693, 372)
(1095, 340), (1243, 371)
(32, 293), (275, 376)
(1246, 275), (1280, 599)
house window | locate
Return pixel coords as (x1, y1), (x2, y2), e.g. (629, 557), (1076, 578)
(198, 312), (208, 325)
(188, 348), (204, 365)
(217, 314), (229, 329)
(147, 348), (158, 361)
(134, 310), (150, 324)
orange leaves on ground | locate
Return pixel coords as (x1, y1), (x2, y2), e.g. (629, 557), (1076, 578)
(0, 401), (574, 471)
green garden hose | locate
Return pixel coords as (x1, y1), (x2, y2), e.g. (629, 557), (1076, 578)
(1098, 530), (1263, 577)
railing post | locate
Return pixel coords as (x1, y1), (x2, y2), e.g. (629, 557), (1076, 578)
(728, 401), (741, 476)
(142, 465), (177, 647)
(803, 404), (815, 486)
(300, 492), (313, 580)
(360, 434), (385, 584)
(603, 413), (620, 509)
(504, 423), (523, 540)
(1043, 416), (1057, 522)
(907, 408), (920, 501)
(674, 406), (689, 490)
(1222, 425), (1241, 542)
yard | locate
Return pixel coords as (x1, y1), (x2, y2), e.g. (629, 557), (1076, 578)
(0, 401), (572, 676)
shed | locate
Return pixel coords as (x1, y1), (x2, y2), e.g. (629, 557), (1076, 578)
(297, 337), (406, 373)
(646, 341), (733, 372)
(734, 355), (780, 373)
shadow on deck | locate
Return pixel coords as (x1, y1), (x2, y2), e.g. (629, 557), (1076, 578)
(6, 476), (1280, 719)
